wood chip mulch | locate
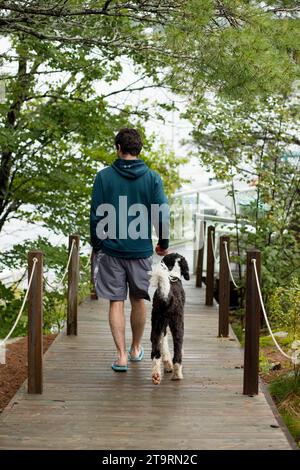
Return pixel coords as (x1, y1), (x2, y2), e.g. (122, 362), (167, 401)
(0, 334), (57, 413)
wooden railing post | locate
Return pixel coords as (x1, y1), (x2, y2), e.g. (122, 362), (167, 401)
(218, 235), (230, 337)
(205, 225), (215, 306)
(28, 250), (43, 394)
(196, 221), (206, 287)
(67, 234), (80, 336)
(243, 249), (261, 396)
(90, 249), (98, 300)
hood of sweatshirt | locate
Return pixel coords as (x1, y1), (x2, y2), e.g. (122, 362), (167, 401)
(111, 158), (149, 179)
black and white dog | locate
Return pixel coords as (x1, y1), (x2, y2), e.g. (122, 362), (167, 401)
(149, 253), (190, 385)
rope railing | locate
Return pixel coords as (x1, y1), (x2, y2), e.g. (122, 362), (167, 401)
(210, 229), (219, 263)
(223, 241), (241, 289)
(0, 257), (38, 344)
(82, 250), (92, 270)
(202, 227), (299, 395)
(44, 239), (76, 290)
(0, 234), (82, 394)
(252, 259), (295, 364)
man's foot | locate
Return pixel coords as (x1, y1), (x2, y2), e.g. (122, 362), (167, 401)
(114, 353), (127, 367)
(112, 362), (128, 372)
(129, 345), (144, 362)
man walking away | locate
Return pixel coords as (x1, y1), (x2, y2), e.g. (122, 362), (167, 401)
(90, 128), (169, 371)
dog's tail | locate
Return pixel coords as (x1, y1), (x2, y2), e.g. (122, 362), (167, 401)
(149, 263), (170, 301)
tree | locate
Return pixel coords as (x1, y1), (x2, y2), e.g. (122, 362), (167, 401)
(0, 0), (299, 247)
(165, 0), (300, 100)
(0, 1), (299, 336)
(0, 2), (187, 245)
(185, 93), (300, 299)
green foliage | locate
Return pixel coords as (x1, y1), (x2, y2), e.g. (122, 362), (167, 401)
(0, 0), (299, 243)
(269, 373), (300, 445)
(1, 0), (300, 336)
(269, 278), (300, 341)
(0, 4), (186, 245)
(0, 237), (69, 271)
(0, 282), (25, 339)
(166, 1), (300, 101)
(260, 335), (291, 348)
(0, 238), (91, 339)
(281, 411), (300, 447)
(259, 352), (273, 374)
(143, 144), (188, 198)
(0, 279), (69, 339)
(43, 290), (67, 334)
(233, 323), (244, 345)
(187, 93), (300, 307)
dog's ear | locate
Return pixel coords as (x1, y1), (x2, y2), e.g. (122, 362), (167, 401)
(179, 256), (190, 280)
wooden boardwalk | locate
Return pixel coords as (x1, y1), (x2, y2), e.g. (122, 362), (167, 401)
(0, 278), (293, 450)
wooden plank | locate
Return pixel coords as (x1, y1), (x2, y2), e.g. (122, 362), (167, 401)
(0, 276), (293, 450)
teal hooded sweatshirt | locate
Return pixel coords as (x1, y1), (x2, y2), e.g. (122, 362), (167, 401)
(90, 158), (169, 259)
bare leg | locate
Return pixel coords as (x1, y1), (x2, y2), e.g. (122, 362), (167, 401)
(130, 296), (147, 357)
(109, 300), (127, 366)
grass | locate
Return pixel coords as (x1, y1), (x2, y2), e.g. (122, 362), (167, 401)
(258, 335), (300, 447)
(229, 309), (300, 448)
(258, 335), (300, 448)
(229, 309), (244, 345)
(269, 373), (300, 447)
(259, 335), (290, 348)
(259, 351), (273, 374)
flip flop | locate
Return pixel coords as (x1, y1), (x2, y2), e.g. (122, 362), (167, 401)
(111, 362), (128, 372)
(128, 346), (144, 362)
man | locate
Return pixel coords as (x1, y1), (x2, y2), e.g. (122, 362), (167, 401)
(90, 128), (169, 371)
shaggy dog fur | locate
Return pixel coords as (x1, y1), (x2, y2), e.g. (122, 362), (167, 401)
(149, 253), (190, 385)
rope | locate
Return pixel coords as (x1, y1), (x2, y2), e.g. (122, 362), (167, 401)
(223, 241), (241, 289)
(252, 259), (295, 363)
(82, 250), (92, 269)
(0, 258), (38, 344)
(44, 239), (76, 291)
(210, 230), (219, 263)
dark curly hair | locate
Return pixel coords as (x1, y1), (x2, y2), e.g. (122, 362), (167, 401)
(115, 128), (143, 156)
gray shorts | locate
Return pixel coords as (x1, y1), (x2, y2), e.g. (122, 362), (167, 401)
(93, 251), (153, 301)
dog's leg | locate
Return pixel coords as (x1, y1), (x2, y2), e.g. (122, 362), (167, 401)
(151, 356), (162, 385)
(151, 327), (162, 385)
(172, 362), (183, 380)
(169, 321), (184, 380)
(161, 331), (173, 373)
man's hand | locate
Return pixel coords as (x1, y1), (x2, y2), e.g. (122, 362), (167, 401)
(155, 244), (168, 257)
